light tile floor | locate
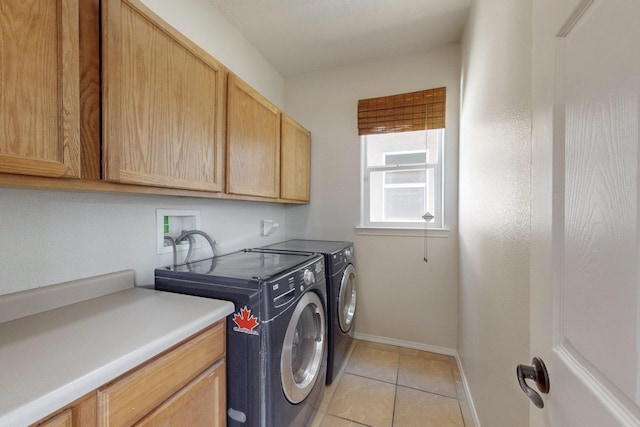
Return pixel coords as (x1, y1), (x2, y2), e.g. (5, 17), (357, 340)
(310, 340), (475, 427)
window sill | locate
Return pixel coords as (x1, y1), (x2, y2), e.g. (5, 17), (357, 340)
(355, 226), (451, 238)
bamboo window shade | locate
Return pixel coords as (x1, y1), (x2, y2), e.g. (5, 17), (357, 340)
(357, 87), (446, 135)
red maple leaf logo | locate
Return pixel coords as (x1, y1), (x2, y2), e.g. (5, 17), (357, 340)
(233, 306), (259, 332)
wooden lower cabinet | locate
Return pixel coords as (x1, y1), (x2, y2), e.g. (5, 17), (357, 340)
(136, 361), (225, 426)
(38, 410), (72, 427)
(33, 321), (226, 427)
(31, 394), (97, 427)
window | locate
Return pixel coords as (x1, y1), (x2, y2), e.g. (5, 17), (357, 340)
(357, 87), (446, 229)
(362, 129), (444, 228)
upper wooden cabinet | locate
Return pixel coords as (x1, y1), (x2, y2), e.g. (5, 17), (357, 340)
(280, 114), (311, 202)
(101, 0), (225, 192)
(1, 1), (311, 203)
(0, 0), (81, 179)
(226, 74), (281, 198)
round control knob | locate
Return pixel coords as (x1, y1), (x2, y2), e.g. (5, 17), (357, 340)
(344, 248), (353, 259)
(303, 269), (315, 285)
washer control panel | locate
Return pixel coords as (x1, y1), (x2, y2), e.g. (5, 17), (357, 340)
(268, 258), (325, 312)
(303, 268), (315, 285)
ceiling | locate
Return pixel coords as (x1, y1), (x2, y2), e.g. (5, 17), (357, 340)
(208, 0), (472, 77)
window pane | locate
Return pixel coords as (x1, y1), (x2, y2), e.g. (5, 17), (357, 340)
(366, 130), (439, 166)
(385, 170), (426, 185)
(369, 169), (435, 223)
(384, 187), (425, 220)
(385, 152), (426, 165)
(363, 129), (443, 227)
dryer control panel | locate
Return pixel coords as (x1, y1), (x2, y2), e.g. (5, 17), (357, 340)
(266, 258), (325, 318)
(331, 245), (355, 272)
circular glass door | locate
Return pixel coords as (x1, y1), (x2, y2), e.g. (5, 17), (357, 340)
(281, 291), (325, 404)
(338, 264), (357, 333)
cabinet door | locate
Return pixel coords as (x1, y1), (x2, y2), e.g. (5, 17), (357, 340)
(32, 394), (97, 427)
(0, 0), (81, 178)
(280, 114), (311, 202)
(38, 410), (72, 427)
(227, 74), (280, 198)
(98, 322), (224, 426)
(102, 0), (225, 192)
(135, 361), (225, 427)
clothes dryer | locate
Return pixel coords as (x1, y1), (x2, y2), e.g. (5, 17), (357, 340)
(155, 249), (326, 427)
(259, 240), (357, 384)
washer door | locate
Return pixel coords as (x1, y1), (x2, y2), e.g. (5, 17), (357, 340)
(281, 291), (326, 404)
(338, 264), (357, 333)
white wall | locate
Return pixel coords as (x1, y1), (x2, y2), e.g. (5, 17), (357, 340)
(284, 45), (460, 349)
(0, 0), (287, 296)
(458, 0), (532, 425)
(0, 189), (288, 295)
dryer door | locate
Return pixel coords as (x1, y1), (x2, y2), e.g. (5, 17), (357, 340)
(281, 291), (326, 404)
(338, 264), (357, 333)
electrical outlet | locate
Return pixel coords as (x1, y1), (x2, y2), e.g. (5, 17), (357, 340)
(156, 209), (201, 254)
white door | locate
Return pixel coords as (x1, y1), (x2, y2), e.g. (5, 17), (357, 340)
(531, 0), (640, 425)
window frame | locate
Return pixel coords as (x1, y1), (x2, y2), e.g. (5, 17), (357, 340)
(361, 129), (444, 229)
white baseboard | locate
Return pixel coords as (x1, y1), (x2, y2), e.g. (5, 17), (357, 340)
(454, 356), (482, 427)
(353, 333), (481, 427)
(354, 332), (456, 356)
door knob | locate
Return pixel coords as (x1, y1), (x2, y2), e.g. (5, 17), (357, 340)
(517, 357), (550, 408)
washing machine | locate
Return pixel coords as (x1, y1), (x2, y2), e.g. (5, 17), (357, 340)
(259, 240), (357, 384)
(155, 249), (327, 427)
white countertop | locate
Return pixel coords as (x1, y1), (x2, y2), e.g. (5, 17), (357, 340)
(0, 285), (234, 426)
